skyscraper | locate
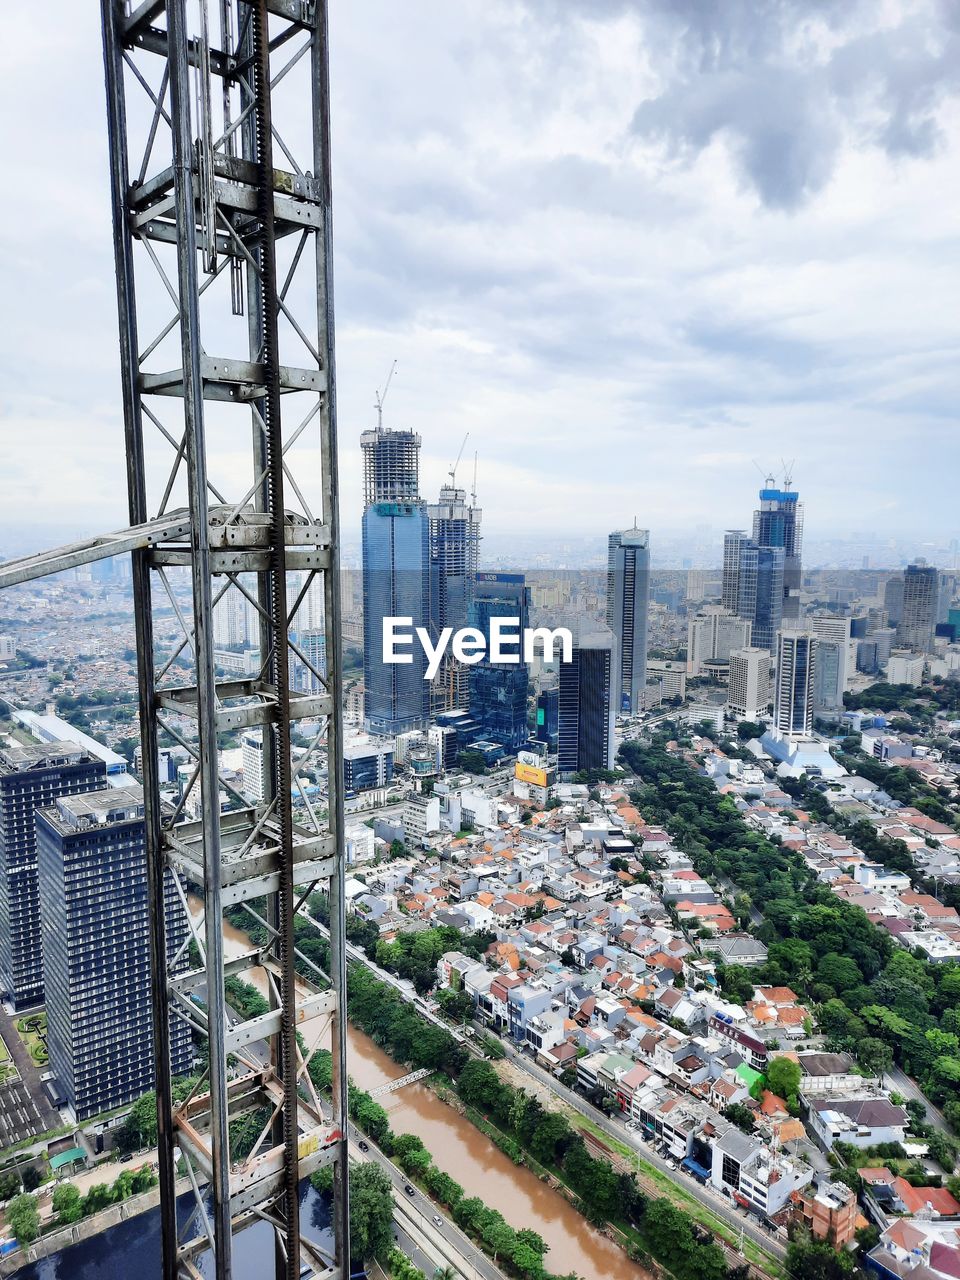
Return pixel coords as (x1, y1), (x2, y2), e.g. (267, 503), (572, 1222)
(811, 615), (856, 721)
(36, 788), (191, 1120)
(361, 427), (430, 735)
(897, 563), (938, 653)
(428, 483), (481, 713)
(736, 542), (785, 651)
(0, 743), (106, 1009)
(884, 573), (905, 628)
(468, 573), (530, 750)
(557, 628), (615, 776)
(606, 524), (650, 714)
(753, 479), (803, 621)
(722, 531), (747, 613)
(774, 631), (817, 739)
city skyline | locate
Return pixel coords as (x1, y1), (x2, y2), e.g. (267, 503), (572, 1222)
(2, 3), (959, 543)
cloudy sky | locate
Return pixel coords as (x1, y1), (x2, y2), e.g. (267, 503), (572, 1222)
(2, 1), (959, 554)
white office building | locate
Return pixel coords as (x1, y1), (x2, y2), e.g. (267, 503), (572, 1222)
(774, 631), (817, 738)
(687, 607), (752, 676)
(242, 729), (265, 804)
(727, 648), (771, 721)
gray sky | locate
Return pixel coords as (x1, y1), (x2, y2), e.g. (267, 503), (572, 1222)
(2, 1), (959, 547)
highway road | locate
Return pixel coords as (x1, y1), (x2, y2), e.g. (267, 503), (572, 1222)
(887, 1063), (950, 1135)
(347, 1125), (505, 1280)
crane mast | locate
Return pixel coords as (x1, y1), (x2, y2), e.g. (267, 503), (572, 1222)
(0, 2), (353, 1277)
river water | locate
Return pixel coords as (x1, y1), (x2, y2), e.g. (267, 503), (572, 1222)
(15, 910), (648, 1280)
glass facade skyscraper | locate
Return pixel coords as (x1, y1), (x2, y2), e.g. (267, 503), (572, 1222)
(428, 483), (481, 713)
(0, 743), (106, 1009)
(606, 525), (650, 714)
(753, 482), (802, 621)
(36, 787), (191, 1120)
(467, 572), (530, 750)
(557, 629), (615, 776)
(361, 428), (430, 735)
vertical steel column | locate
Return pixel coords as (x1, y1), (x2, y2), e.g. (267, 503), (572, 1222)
(312, 7), (351, 1269)
(165, 1), (233, 1274)
(100, 5), (178, 1276)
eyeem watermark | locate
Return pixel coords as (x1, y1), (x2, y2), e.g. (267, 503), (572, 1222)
(383, 617), (572, 680)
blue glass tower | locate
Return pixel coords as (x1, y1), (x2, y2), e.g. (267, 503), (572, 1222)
(361, 428), (430, 735)
(468, 572), (530, 750)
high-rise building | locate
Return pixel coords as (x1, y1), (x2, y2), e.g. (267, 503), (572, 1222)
(722, 531), (747, 613)
(0, 743), (106, 1009)
(774, 631), (818, 739)
(727, 648), (771, 721)
(884, 573), (905, 628)
(212, 580), (257, 649)
(736, 542), (785, 651)
(242, 730), (265, 804)
(361, 428), (430, 735)
(811, 615), (856, 721)
(897, 563), (938, 653)
(687, 606), (752, 675)
(606, 524), (650, 714)
(36, 788), (192, 1120)
(557, 629), (615, 776)
(753, 479), (803, 621)
(535, 687), (559, 752)
(428, 483), (481, 713)
(468, 573), (530, 750)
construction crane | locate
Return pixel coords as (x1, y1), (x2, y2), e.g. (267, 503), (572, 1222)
(374, 358), (398, 431)
(3, 3), (350, 1278)
(448, 431), (469, 488)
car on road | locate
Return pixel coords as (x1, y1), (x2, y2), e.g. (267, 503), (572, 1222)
(432, 1215), (443, 1227)
(404, 1184), (415, 1197)
(358, 1140), (369, 1153)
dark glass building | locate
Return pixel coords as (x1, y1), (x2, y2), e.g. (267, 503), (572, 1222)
(361, 427), (430, 735)
(36, 787), (191, 1120)
(606, 525), (650, 714)
(0, 742), (105, 1009)
(557, 630), (615, 776)
(753, 481), (803, 622)
(467, 573), (530, 751)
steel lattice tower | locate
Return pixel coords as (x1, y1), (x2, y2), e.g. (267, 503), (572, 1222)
(0, 2), (351, 1277)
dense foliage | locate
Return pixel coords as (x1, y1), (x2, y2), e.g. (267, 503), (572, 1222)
(311, 1162), (394, 1263)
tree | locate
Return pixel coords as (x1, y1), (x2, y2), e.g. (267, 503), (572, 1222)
(858, 1037), (894, 1083)
(786, 1236), (854, 1280)
(347, 1163), (394, 1262)
(7, 1193), (40, 1244)
(52, 1182), (84, 1225)
(21, 1166), (43, 1193)
(0, 1171), (19, 1201)
(766, 1057), (801, 1107)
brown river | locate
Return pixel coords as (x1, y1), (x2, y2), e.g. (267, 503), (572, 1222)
(192, 902), (649, 1280)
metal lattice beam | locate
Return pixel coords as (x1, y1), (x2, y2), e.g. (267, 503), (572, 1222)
(94, 2), (349, 1276)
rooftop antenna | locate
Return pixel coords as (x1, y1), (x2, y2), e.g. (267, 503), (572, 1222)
(374, 358), (398, 431)
(449, 431), (469, 488)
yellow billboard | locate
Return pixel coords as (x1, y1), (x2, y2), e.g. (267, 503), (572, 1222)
(515, 761), (549, 788)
